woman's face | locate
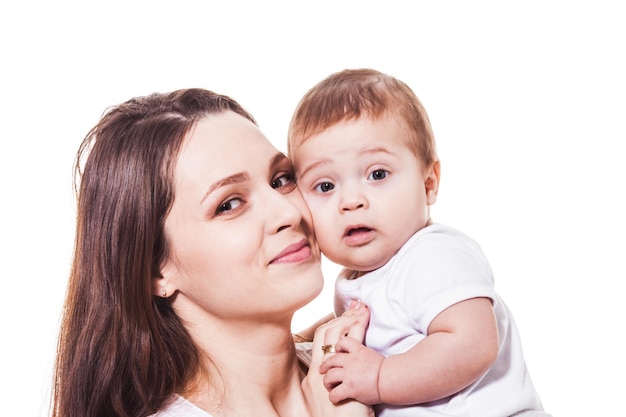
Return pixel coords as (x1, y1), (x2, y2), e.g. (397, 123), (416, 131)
(161, 111), (322, 323)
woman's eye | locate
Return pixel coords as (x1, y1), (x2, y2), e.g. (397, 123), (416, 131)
(368, 169), (388, 181)
(314, 182), (335, 193)
(217, 198), (243, 214)
(271, 173), (295, 190)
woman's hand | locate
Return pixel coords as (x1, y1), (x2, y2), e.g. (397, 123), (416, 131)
(301, 300), (374, 417)
(319, 337), (384, 404)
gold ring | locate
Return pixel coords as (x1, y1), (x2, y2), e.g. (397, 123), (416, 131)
(321, 344), (336, 354)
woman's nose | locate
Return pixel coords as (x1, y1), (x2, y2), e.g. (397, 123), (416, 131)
(266, 188), (304, 234)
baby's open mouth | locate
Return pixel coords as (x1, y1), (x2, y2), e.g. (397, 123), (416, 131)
(347, 227), (372, 236)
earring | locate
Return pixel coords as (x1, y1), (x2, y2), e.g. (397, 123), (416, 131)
(161, 290), (167, 298)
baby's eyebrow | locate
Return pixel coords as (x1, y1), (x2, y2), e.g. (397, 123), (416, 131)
(359, 146), (394, 157)
(297, 158), (332, 180)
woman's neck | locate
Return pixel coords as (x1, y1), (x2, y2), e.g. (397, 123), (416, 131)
(182, 316), (310, 417)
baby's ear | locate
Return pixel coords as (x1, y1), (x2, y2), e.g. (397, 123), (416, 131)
(425, 160), (440, 205)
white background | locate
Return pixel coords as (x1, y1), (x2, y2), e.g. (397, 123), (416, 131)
(2, 2), (624, 416)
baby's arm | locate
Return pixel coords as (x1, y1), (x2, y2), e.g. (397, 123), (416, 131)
(378, 297), (498, 404)
(320, 297), (498, 405)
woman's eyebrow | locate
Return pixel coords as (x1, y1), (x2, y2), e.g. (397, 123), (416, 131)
(200, 153), (287, 204)
(201, 172), (249, 204)
(270, 152), (290, 169)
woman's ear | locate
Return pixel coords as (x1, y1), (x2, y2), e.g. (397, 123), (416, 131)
(425, 160), (441, 206)
(152, 265), (176, 298)
(152, 274), (170, 298)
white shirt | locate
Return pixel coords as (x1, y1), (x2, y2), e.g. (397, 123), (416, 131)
(335, 223), (543, 417)
(149, 395), (211, 417)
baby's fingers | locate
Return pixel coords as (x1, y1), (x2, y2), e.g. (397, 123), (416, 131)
(323, 365), (345, 392)
(319, 350), (344, 374)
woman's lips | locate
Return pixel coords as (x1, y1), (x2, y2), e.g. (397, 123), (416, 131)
(270, 239), (312, 264)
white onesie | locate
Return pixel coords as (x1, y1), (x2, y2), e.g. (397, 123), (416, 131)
(335, 223), (543, 417)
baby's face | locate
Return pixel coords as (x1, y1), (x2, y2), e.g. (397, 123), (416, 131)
(294, 114), (439, 272)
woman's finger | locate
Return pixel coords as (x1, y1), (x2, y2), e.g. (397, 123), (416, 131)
(334, 335), (364, 356)
(339, 302), (370, 344)
(309, 319), (332, 371)
(310, 301), (370, 376)
(304, 301), (376, 416)
(323, 301), (370, 346)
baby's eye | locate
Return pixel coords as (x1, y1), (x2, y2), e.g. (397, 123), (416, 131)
(217, 197), (243, 214)
(314, 182), (335, 193)
(368, 169), (388, 181)
(271, 173), (296, 190)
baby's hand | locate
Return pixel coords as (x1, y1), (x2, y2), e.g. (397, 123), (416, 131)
(319, 336), (384, 405)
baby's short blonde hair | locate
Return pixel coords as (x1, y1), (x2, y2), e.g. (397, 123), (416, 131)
(288, 68), (437, 168)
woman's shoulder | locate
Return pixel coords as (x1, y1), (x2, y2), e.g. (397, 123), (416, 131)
(148, 395), (212, 417)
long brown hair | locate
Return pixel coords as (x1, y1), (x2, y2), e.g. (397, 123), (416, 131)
(52, 89), (256, 417)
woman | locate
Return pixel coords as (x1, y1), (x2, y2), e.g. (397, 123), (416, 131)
(51, 88), (372, 417)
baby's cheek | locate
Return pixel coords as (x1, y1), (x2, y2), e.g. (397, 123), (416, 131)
(316, 231), (339, 257)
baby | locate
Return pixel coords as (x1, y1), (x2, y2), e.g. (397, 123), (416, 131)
(288, 68), (546, 417)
